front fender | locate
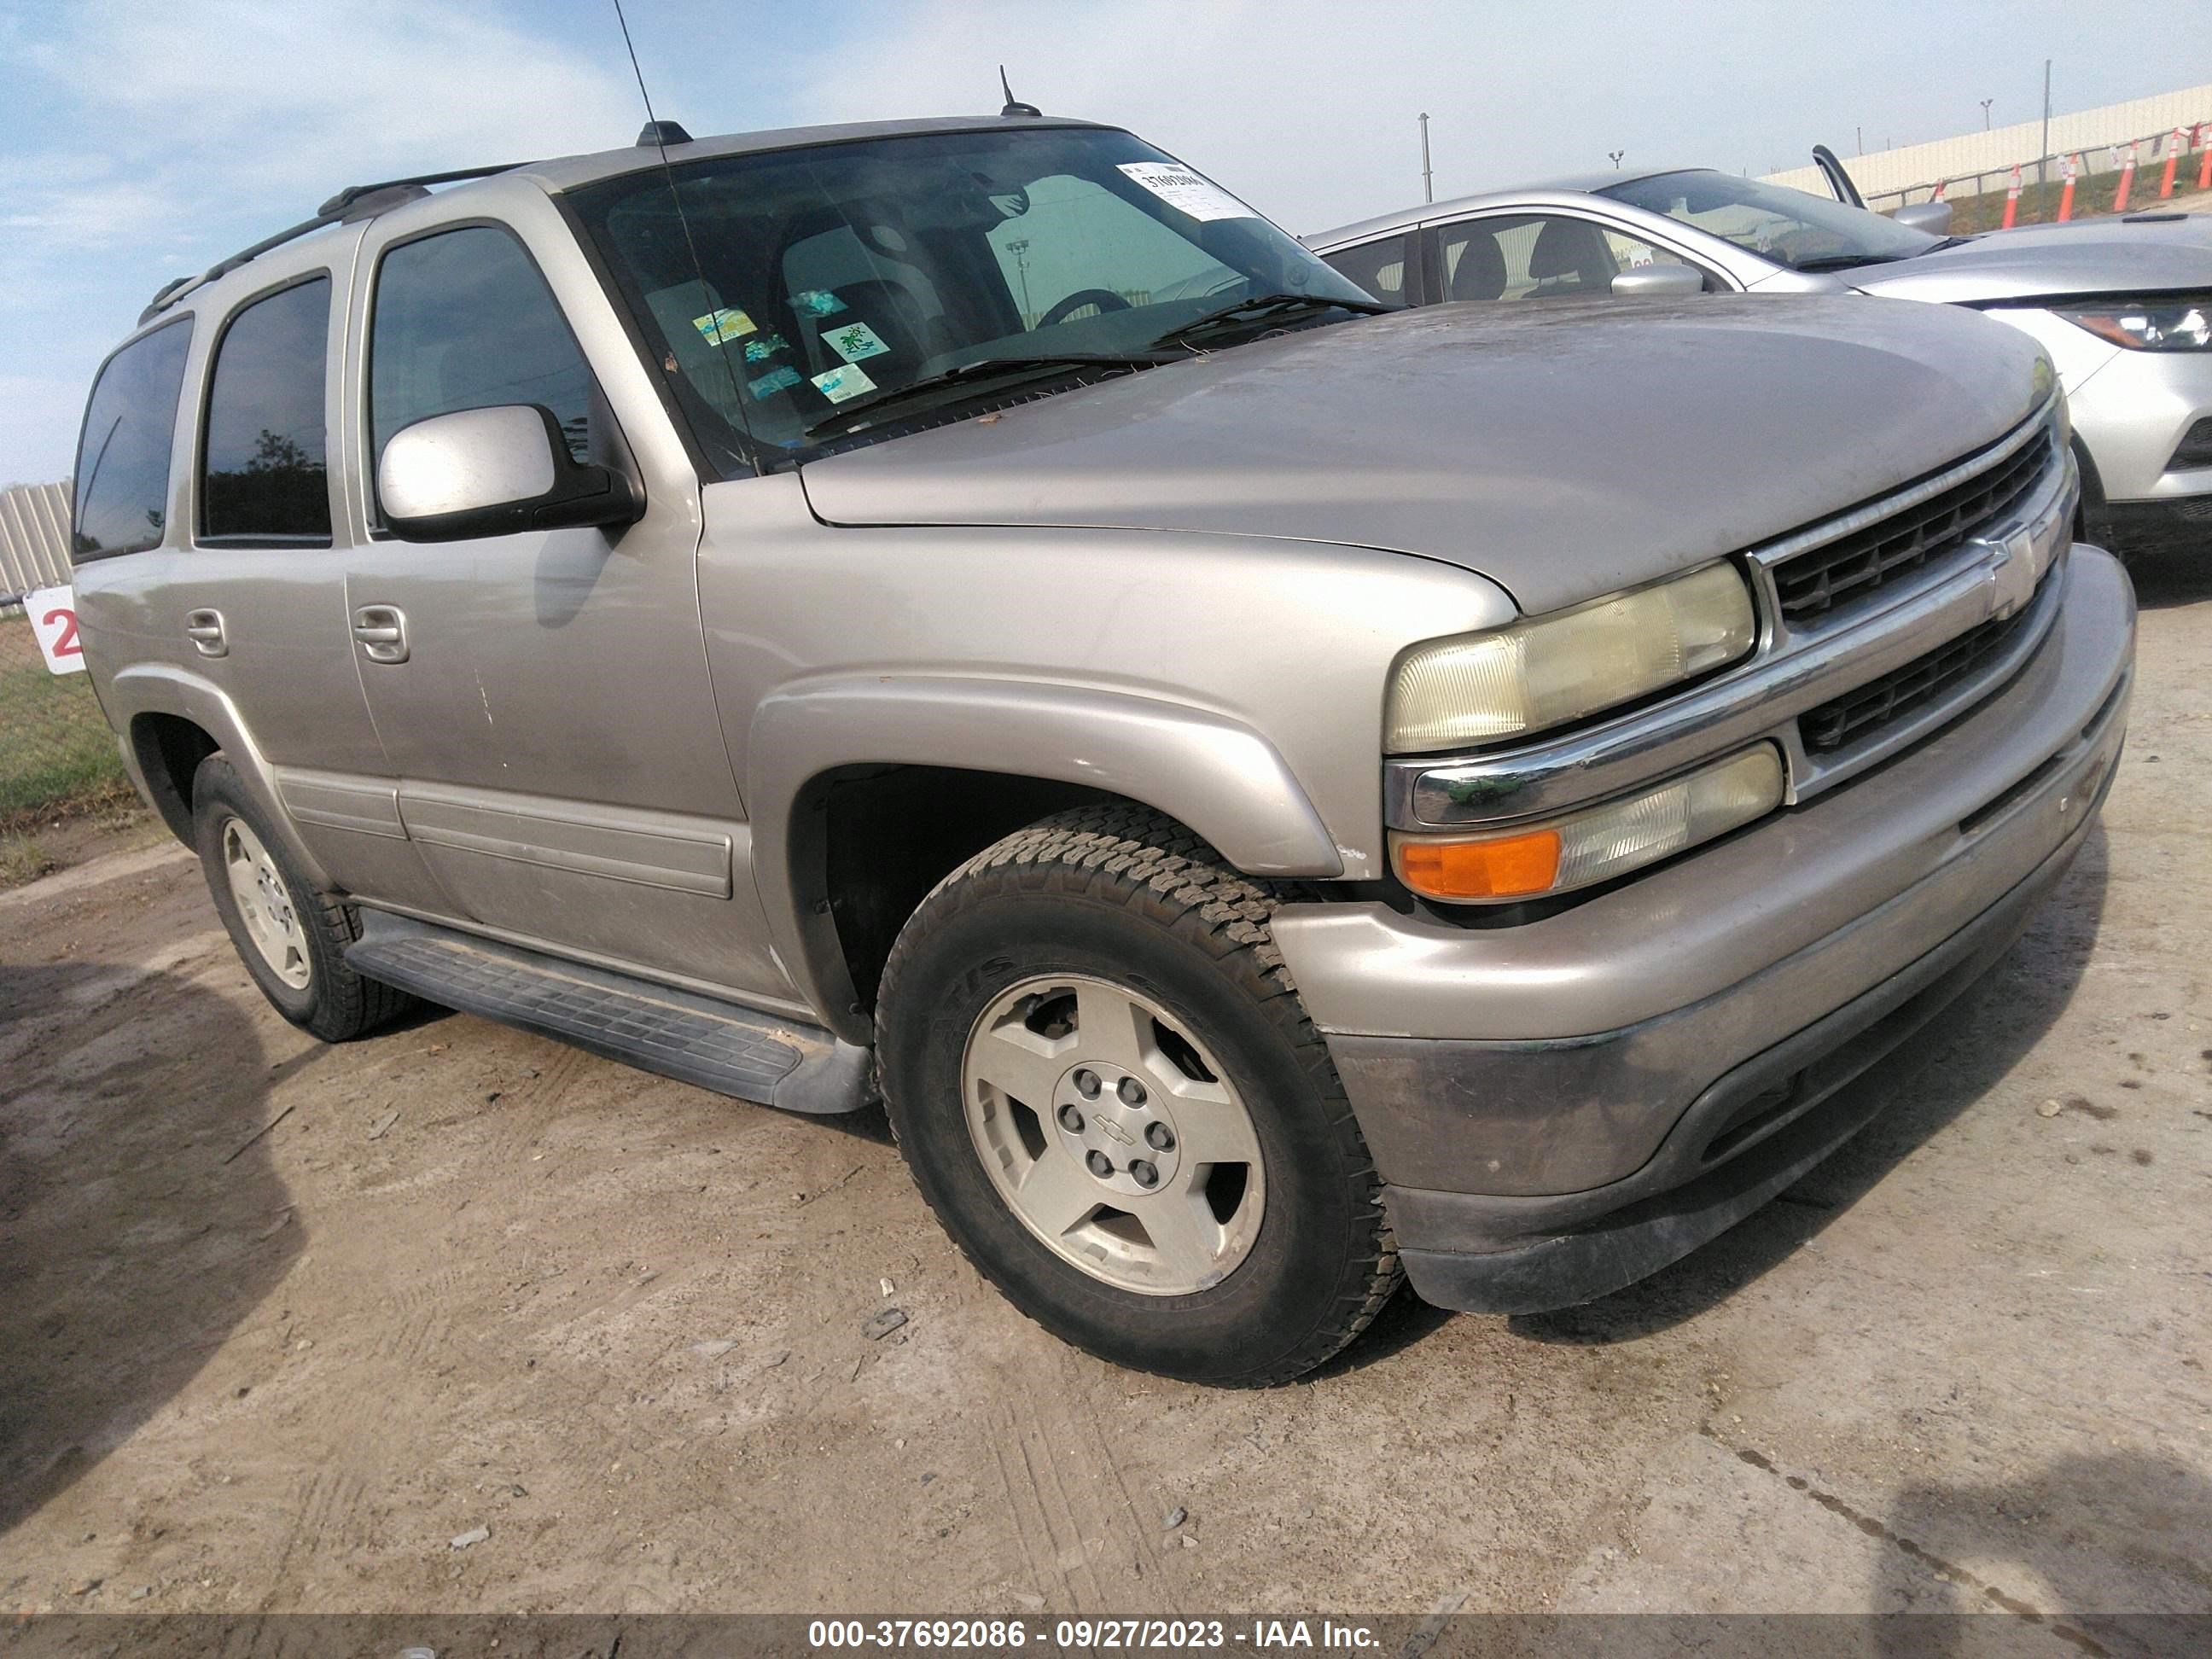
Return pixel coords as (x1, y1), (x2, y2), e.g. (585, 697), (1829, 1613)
(748, 675), (1342, 1033)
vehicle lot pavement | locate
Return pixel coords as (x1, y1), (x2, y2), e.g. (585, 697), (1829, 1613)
(1, 559), (2207, 1626)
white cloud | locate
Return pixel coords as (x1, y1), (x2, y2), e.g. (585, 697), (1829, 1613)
(0, 0), (649, 481)
(0, 375), (87, 490)
(21, 0), (644, 197)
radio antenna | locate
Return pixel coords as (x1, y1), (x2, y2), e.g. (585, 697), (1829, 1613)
(611, 0), (765, 476)
(998, 66), (1042, 118)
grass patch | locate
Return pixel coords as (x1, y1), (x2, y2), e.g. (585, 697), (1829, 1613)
(0, 613), (131, 828)
(0, 833), (59, 890)
(1936, 171), (2211, 233)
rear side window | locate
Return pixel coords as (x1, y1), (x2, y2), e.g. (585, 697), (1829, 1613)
(369, 225), (592, 506)
(72, 317), (194, 562)
(201, 276), (334, 544)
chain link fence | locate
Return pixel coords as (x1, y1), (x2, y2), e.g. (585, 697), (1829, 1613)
(1868, 121), (2212, 232)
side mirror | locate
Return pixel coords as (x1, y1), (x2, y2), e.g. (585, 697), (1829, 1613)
(1894, 201), (1954, 236)
(378, 405), (643, 544)
(1610, 265), (1705, 299)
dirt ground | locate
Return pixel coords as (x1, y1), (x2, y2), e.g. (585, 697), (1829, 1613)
(2, 557), (2208, 1630)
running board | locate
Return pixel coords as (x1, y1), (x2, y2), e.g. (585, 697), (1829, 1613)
(346, 912), (871, 1115)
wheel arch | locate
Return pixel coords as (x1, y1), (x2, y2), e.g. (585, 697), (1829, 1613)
(748, 677), (1343, 1045)
(102, 662), (332, 886)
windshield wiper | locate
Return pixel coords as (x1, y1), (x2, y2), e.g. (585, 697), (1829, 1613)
(803, 352), (1170, 440)
(1146, 291), (1388, 352)
(1790, 252), (1909, 272)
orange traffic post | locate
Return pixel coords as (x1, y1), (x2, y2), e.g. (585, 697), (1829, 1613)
(2159, 127), (2184, 198)
(2199, 123), (2211, 191)
(2001, 164), (2022, 229)
(2111, 143), (2136, 212)
(2058, 154), (2079, 222)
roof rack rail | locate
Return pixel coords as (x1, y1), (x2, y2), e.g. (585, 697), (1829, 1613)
(138, 160), (527, 325)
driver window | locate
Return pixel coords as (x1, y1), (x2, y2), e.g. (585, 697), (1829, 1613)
(986, 176), (1238, 329)
(369, 227), (592, 527)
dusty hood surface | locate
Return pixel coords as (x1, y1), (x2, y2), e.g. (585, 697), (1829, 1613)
(1855, 212), (2212, 305)
(798, 297), (2047, 614)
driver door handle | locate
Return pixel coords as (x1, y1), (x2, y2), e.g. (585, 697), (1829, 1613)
(352, 604), (409, 664)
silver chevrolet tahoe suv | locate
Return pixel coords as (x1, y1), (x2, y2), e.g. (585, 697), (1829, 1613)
(71, 114), (2134, 1385)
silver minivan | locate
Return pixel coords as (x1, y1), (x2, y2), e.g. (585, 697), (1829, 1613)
(71, 113), (2133, 1383)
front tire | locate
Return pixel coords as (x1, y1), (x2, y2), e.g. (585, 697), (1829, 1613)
(192, 756), (415, 1042)
(876, 806), (1400, 1385)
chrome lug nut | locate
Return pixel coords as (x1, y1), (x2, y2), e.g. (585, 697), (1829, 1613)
(1058, 1103), (1085, 1132)
(1145, 1122), (1175, 1151)
(1118, 1078), (1148, 1107)
(1086, 1150), (1115, 1179)
(1074, 1068), (1101, 1098)
(1130, 1160), (1159, 1189)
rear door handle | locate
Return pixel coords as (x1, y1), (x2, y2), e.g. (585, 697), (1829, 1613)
(183, 608), (227, 658)
(352, 604), (409, 664)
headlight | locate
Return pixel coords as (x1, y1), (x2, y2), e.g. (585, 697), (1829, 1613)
(2053, 297), (2210, 352)
(1385, 562), (1755, 753)
(1392, 745), (1785, 902)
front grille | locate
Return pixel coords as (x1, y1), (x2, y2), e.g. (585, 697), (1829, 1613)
(1799, 601), (2035, 755)
(2173, 416), (2212, 471)
(1773, 433), (2055, 623)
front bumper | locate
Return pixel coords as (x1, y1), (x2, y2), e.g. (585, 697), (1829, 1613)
(1272, 544), (2135, 1313)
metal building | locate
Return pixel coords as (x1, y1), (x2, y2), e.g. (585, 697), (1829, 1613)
(1, 481), (73, 601)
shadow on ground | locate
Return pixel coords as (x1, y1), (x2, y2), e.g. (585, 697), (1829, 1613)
(2119, 546), (2212, 612)
(1877, 1452), (2212, 1639)
(1508, 821), (2110, 1347)
(0, 963), (300, 1539)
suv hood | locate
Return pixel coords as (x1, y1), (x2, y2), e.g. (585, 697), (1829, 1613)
(1853, 212), (2212, 305)
(798, 297), (2046, 614)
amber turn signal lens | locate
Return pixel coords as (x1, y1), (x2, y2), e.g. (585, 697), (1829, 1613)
(1394, 828), (1563, 899)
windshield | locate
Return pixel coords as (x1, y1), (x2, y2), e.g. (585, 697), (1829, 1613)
(1598, 170), (1938, 272)
(568, 125), (1373, 472)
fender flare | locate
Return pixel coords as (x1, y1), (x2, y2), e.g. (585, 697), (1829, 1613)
(102, 662), (334, 889)
(748, 675), (1342, 1036)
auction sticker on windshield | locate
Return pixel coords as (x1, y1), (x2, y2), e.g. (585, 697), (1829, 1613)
(692, 306), (756, 346)
(824, 321), (890, 364)
(1116, 162), (1254, 222)
(812, 363), (876, 404)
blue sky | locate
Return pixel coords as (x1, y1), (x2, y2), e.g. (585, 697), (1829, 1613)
(2, 0), (2204, 484)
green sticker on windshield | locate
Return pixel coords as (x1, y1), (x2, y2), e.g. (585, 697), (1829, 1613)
(742, 332), (789, 363)
(823, 320), (889, 364)
(692, 306), (756, 346)
(792, 288), (848, 317)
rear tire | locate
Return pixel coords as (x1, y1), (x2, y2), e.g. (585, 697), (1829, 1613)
(192, 755), (415, 1042)
(876, 805), (1400, 1385)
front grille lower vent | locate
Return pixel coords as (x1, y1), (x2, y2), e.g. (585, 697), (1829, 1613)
(1799, 600), (2035, 755)
(2174, 416), (2212, 471)
(1773, 434), (2054, 623)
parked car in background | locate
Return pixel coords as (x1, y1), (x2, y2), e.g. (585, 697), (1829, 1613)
(72, 112), (2130, 1386)
(1308, 166), (2212, 556)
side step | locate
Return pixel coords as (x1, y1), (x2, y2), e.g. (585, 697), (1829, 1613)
(346, 912), (872, 1115)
